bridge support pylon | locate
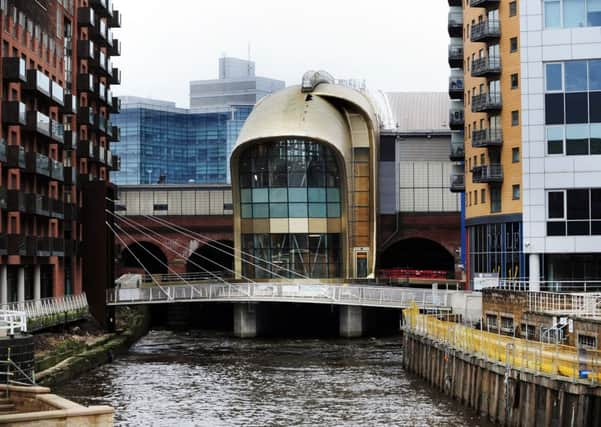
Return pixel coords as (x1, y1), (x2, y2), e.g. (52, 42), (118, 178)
(234, 303), (258, 338)
(339, 305), (363, 338)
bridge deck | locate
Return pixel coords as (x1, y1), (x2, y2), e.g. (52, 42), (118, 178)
(107, 283), (458, 310)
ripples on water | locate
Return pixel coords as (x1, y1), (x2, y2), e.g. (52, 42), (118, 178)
(56, 330), (494, 426)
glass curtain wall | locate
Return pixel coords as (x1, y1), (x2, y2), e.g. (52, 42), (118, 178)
(238, 139), (343, 278)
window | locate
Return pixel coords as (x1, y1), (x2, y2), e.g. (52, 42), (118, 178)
(481, 188), (486, 204)
(511, 110), (520, 126)
(491, 186), (502, 213)
(510, 1), (518, 16)
(545, 0), (601, 27)
(511, 73), (519, 89)
(474, 190), (478, 205)
(512, 185), (521, 200)
(566, 124), (589, 155)
(565, 61), (587, 92)
(486, 314), (498, 331)
(546, 63), (563, 92)
(521, 323), (536, 340)
(547, 126), (564, 154)
(501, 316), (515, 335)
(547, 188), (601, 236)
(512, 147), (520, 163)
(510, 37), (518, 53)
(578, 334), (598, 349)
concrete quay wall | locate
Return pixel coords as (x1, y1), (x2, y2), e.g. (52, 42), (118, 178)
(402, 331), (601, 427)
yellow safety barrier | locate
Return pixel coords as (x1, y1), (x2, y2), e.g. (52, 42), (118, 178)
(404, 304), (601, 382)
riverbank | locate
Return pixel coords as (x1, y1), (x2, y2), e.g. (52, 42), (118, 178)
(35, 306), (150, 387)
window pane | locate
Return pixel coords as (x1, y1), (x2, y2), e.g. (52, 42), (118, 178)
(564, 0), (587, 27)
(545, 93), (565, 124)
(308, 203), (327, 218)
(565, 92), (588, 124)
(545, 1), (561, 28)
(289, 203), (308, 218)
(565, 61), (588, 91)
(327, 188), (340, 203)
(253, 204), (269, 218)
(566, 124), (589, 155)
(241, 189), (252, 203)
(547, 126), (564, 154)
(588, 0), (601, 26)
(567, 189), (590, 220)
(270, 203), (288, 218)
(308, 188), (326, 202)
(327, 203), (341, 218)
(288, 188), (307, 203)
(269, 188), (287, 203)
(592, 189), (601, 219)
(568, 221), (590, 235)
(590, 92), (601, 122)
(547, 221), (566, 236)
(591, 124), (601, 154)
(592, 221), (601, 235)
(548, 191), (564, 219)
(252, 188), (268, 203)
(546, 63), (563, 91)
(590, 60), (601, 90)
(241, 204), (252, 218)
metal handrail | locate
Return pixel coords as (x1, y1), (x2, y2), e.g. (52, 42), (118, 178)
(0, 310), (27, 335)
(0, 294), (88, 329)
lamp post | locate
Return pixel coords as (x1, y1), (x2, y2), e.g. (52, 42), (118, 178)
(146, 169), (152, 184)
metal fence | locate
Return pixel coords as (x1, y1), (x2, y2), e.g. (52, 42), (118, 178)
(0, 310), (27, 335)
(0, 294), (89, 331)
(495, 280), (601, 293)
(108, 283), (457, 310)
(528, 292), (601, 318)
(404, 304), (601, 382)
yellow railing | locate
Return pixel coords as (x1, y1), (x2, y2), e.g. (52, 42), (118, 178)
(404, 304), (601, 382)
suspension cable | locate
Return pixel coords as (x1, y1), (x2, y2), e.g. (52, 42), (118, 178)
(106, 196), (309, 280)
(106, 221), (171, 299)
(108, 210), (254, 285)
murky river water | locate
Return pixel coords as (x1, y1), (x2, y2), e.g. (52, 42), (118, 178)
(56, 330), (494, 426)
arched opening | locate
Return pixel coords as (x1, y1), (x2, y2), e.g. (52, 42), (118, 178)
(379, 238), (454, 275)
(121, 241), (168, 274)
(187, 240), (234, 277)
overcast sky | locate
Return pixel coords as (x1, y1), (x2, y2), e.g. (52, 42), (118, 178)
(113, 0), (449, 108)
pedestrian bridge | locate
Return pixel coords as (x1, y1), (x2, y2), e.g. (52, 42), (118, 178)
(107, 282), (464, 311)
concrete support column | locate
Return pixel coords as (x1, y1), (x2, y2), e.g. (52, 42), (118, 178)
(0, 265), (7, 305)
(339, 305), (363, 338)
(17, 267), (25, 303)
(234, 303), (257, 338)
(529, 254), (541, 292)
(34, 265), (41, 301)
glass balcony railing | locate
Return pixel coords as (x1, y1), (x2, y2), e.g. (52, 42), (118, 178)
(26, 152), (51, 177)
(449, 73), (464, 99)
(448, 8), (463, 36)
(450, 173), (465, 193)
(27, 111), (51, 136)
(0, 139), (6, 163)
(450, 132), (465, 161)
(99, 145), (106, 163)
(2, 57), (26, 82)
(111, 9), (122, 28)
(7, 145), (26, 169)
(98, 82), (106, 101)
(448, 43), (463, 68)
(26, 70), (51, 98)
(472, 164), (504, 183)
(99, 19), (107, 40)
(51, 120), (65, 144)
(471, 56), (502, 77)
(472, 129), (503, 148)
(2, 101), (27, 125)
(50, 159), (64, 181)
(51, 81), (65, 106)
(470, 19), (501, 42)
(0, 187), (6, 210)
(471, 92), (502, 113)
(110, 39), (121, 56)
(77, 7), (96, 28)
(99, 51), (107, 70)
(449, 100), (464, 129)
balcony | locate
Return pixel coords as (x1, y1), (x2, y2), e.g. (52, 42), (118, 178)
(450, 132), (465, 161)
(98, 51), (108, 72)
(64, 203), (79, 222)
(450, 173), (465, 193)
(0, 139), (6, 163)
(50, 159), (64, 182)
(472, 92), (502, 113)
(65, 240), (79, 257)
(98, 145), (106, 164)
(449, 71), (464, 100)
(470, 0), (500, 8)
(448, 8), (463, 37)
(0, 188), (5, 210)
(2, 57), (26, 82)
(98, 82), (107, 102)
(26, 194), (50, 217)
(78, 107), (96, 126)
(50, 199), (64, 219)
(25, 70), (51, 99)
(472, 129), (503, 148)
(25, 152), (51, 178)
(78, 141), (95, 159)
(51, 81), (65, 106)
(448, 42), (463, 68)
(77, 73), (96, 94)
(77, 7), (96, 28)
(111, 9), (121, 28)
(7, 190), (26, 212)
(64, 95), (77, 115)
(472, 164), (504, 183)
(90, 0), (111, 17)
(78, 40), (96, 62)
(471, 56), (501, 77)
(26, 111), (51, 137)
(98, 19), (108, 46)
(6, 145), (25, 169)
(97, 115), (108, 134)
(52, 238), (65, 257)
(110, 125), (120, 142)
(111, 96), (121, 114)
(109, 39), (121, 56)
(0, 234), (5, 256)
(7, 235), (36, 257)
(449, 100), (464, 130)
(110, 67), (121, 85)
(470, 19), (501, 43)
(64, 131), (78, 151)
(2, 101), (27, 125)
(64, 167), (77, 186)
(111, 154), (121, 171)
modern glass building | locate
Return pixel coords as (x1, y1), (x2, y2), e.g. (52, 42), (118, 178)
(112, 97), (252, 184)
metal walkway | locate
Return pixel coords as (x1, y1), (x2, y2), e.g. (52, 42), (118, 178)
(107, 282), (459, 310)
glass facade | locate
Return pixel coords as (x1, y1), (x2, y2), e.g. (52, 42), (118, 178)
(469, 222), (525, 280)
(544, 0), (601, 28)
(238, 139), (343, 279)
(112, 104), (252, 185)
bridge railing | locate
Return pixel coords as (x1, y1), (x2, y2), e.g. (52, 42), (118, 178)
(0, 294), (88, 332)
(528, 292), (601, 318)
(0, 310), (27, 335)
(107, 283), (456, 309)
(495, 280), (601, 293)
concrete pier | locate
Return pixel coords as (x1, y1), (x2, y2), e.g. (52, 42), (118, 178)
(403, 331), (601, 427)
(339, 305), (363, 338)
(234, 303), (258, 338)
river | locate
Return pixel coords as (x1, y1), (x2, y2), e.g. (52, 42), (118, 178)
(56, 330), (494, 426)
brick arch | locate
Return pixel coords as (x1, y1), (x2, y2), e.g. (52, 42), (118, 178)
(120, 240), (169, 274)
(379, 237), (455, 272)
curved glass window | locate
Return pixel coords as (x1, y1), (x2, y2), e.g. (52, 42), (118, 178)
(238, 139), (342, 219)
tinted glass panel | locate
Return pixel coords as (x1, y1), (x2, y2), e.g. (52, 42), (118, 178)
(545, 94), (565, 125)
(548, 191), (565, 219)
(588, 0), (601, 26)
(565, 92), (588, 124)
(253, 204), (269, 218)
(589, 92), (601, 122)
(568, 221), (590, 235)
(591, 124), (601, 154)
(564, 0), (586, 28)
(380, 138), (396, 161)
(592, 189), (601, 219)
(547, 221), (566, 236)
(590, 60), (601, 90)
(270, 203), (288, 218)
(567, 189), (590, 220)
(288, 188), (307, 202)
(566, 124), (589, 155)
(547, 127), (564, 154)
(308, 203), (327, 218)
(545, 2), (561, 27)
(546, 63), (563, 91)
(592, 221), (601, 235)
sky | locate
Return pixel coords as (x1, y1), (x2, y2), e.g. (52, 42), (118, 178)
(112, 0), (450, 108)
